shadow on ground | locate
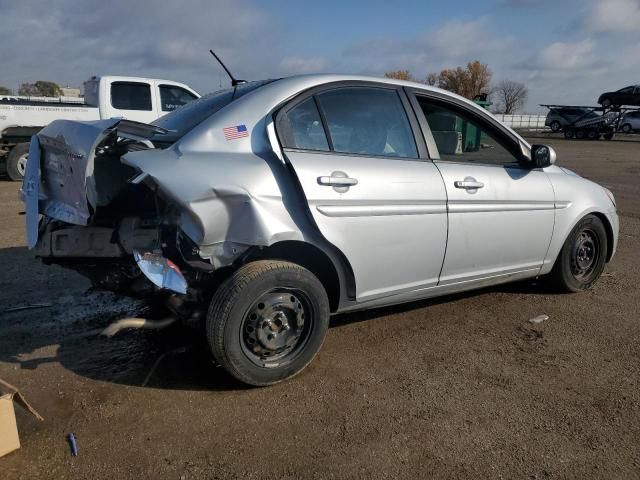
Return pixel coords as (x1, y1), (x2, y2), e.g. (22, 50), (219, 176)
(0, 244), (556, 392)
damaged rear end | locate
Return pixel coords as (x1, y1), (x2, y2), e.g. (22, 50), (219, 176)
(24, 118), (199, 305)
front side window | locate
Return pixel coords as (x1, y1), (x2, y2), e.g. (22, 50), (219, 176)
(159, 85), (198, 112)
(316, 87), (418, 158)
(111, 82), (152, 111)
(417, 98), (521, 166)
(619, 86), (634, 94)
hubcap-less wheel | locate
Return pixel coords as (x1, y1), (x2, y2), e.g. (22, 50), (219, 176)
(571, 229), (599, 281)
(550, 121), (561, 132)
(241, 290), (312, 366)
(17, 153), (28, 177)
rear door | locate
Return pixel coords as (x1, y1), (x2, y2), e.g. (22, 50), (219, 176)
(107, 81), (158, 123)
(408, 90), (555, 286)
(276, 83), (448, 302)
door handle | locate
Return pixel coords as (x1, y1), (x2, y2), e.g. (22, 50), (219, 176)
(454, 179), (484, 190)
(318, 176), (358, 187)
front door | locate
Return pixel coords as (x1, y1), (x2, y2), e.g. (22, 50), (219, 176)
(410, 91), (555, 286)
(275, 84), (448, 302)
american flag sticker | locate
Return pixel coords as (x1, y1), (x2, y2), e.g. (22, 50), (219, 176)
(223, 124), (249, 140)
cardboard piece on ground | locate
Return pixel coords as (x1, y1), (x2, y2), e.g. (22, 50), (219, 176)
(0, 378), (44, 458)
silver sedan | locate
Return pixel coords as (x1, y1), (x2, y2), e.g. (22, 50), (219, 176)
(24, 74), (619, 386)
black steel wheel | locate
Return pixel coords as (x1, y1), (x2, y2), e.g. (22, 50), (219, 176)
(207, 260), (330, 386)
(550, 120), (561, 132)
(549, 215), (608, 292)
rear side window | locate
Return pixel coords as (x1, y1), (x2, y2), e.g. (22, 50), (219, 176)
(159, 85), (198, 112)
(111, 82), (152, 111)
(278, 98), (329, 151)
(316, 87), (418, 158)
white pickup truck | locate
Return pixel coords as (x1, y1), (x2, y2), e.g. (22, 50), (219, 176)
(0, 75), (200, 180)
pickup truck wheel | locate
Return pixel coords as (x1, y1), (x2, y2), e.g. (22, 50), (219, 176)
(6, 143), (29, 181)
(207, 260), (330, 386)
(548, 215), (607, 293)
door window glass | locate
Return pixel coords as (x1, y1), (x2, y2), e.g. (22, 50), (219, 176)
(316, 87), (418, 158)
(418, 98), (520, 166)
(111, 82), (152, 111)
(159, 85), (198, 111)
(279, 97), (330, 151)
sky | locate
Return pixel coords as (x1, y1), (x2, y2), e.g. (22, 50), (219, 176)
(0, 0), (639, 112)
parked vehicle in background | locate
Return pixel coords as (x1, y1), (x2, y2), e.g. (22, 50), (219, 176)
(545, 107), (599, 132)
(23, 74), (619, 386)
(0, 76), (199, 181)
(598, 85), (640, 108)
(620, 111), (640, 133)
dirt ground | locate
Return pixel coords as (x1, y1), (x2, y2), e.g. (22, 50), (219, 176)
(1, 136), (639, 479)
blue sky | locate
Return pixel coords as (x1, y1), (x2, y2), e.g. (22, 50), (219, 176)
(0, 0), (639, 112)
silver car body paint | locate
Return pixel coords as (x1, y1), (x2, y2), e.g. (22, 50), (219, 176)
(27, 74), (619, 312)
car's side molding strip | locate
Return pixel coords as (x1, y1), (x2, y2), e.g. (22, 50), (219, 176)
(316, 203), (446, 217)
(448, 200), (562, 213)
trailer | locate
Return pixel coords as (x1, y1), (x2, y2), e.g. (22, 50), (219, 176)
(541, 104), (640, 140)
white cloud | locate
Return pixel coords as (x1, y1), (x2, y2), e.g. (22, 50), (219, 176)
(279, 56), (330, 74)
(586, 0), (640, 32)
(536, 40), (595, 70)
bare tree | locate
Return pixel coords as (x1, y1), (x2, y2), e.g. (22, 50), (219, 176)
(384, 70), (414, 81)
(494, 80), (528, 114)
(428, 61), (492, 99)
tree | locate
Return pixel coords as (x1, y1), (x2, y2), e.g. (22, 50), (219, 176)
(0, 86), (12, 95)
(493, 79), (528, 114)
(384, 70), (414, 81)
(18, 80), (63, 97)
(428, 60), (492, 99)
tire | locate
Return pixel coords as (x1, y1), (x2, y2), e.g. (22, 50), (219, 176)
(621, 123), (632, 134)
(549, 215), (608, 293)
(6, 143), (29, 181)
(575, 129), (586, 140)
(603, 132), (614, 140)
(601, 98), (612, 109)
(207, 260), (330, 386)
(550, 120), (561, 133)
(564, 128), (575, 139)
(587, 129), (598, 140)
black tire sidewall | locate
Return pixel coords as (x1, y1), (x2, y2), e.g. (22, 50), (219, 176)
(208, 262), (330, 386)
(622, 124), (632, 133)
(550, 121), (561, 132)
(6, 143), (29, 181)
(556, 215), (608, 292)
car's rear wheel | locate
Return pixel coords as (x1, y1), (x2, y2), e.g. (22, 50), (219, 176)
(549, 215), (608, 292)
(564, 128), (575, 139)
(575, 129), (586, 140)
(550, 120), (561, 132)
(587, 129), (599, 140)
(6, 143), (29, 181)
(621, 123), (632, 134)
(206, 260), (330, 386)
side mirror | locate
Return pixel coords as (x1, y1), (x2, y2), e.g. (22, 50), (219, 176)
(530, 144), (556, 168)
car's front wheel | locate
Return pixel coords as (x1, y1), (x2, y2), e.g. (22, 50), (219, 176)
(550, 120), (561, 132)
(621, 123), (632, 134)
(601, 98), (612, 108)
(549, 215), (608, 292)
(207, 260), (330, 386)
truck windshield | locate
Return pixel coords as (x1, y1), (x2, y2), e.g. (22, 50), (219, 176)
(152, 79), (277, 141)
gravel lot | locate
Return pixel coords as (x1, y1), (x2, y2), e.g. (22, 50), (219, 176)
(1, 136), (639, 479)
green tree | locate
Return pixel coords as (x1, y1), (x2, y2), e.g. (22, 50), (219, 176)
(18, 80), (63, 97)
(0, 86), (12, 95)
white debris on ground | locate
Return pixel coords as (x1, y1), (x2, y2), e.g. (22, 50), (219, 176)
(528, 314), (549, 324)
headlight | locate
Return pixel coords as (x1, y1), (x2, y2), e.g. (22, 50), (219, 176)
(603, 187), (616, 208)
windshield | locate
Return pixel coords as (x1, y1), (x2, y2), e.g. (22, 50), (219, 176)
(152, 79), (277, 141)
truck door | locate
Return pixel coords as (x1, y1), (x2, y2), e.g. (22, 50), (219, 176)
(106, 81), (158, 123)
